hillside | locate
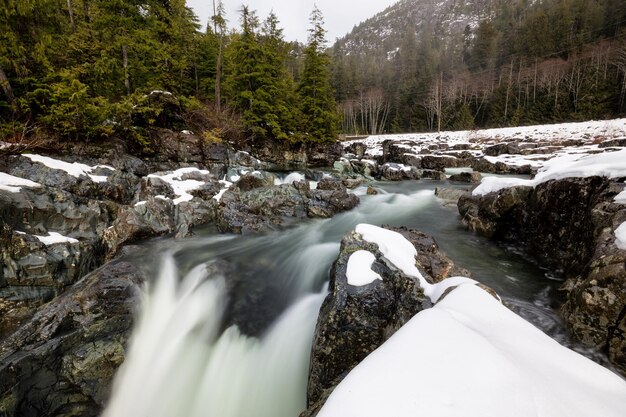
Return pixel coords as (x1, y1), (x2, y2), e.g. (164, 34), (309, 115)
(331, 0), (626, 134)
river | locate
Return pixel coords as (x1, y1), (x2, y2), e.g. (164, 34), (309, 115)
(102, 179), (606, 417)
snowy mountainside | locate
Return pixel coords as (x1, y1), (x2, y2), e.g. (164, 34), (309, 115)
(335, 0), (497, 55)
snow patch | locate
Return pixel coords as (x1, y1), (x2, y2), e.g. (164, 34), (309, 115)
(147, 167), (211, 205)
(213, 180), (233, 202)
(473, 149), (626, 196)
(615, 189), (626, 204)
(0, 172), (42, 193)
(472, 176), (532, 196)
(21, 231), (79, 245)
(615, 222), (626, 250)
(317, 284), (626, 417)
(346, 250), (382, 286)
(23, 154), (115, 183)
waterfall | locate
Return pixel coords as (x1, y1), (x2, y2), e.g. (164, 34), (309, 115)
(103, 254), (325, 417)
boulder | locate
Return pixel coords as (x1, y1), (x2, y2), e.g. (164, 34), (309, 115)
(435, 187), (470, 208)
(380, 163), (419, 181)
(0, 260), (145, 417)
(306, 226), (470, 410)
(458, 176), (626, 376)
(216, 182), (359, 234)
(449, 171), (482, 183)
(420, 169), (447, 181)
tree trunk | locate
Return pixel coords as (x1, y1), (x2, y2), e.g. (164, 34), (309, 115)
(215, 40), (222, 113)
(0, 64), (15, 105)
(67, 0), (75, 31)
(122, 44), (130, 95)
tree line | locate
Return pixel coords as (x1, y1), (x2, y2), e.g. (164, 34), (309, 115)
(332, 0), (626, 135)
(2, 0), (625, 145)
(0, 0), (338, 146)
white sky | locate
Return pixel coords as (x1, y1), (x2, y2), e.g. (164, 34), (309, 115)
(186, 0), (399, 43)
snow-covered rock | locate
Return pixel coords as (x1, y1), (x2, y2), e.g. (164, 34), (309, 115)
(316, 284), (626, 417)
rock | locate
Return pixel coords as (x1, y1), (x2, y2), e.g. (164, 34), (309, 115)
(366, 185), (378, 195)
(235, 173), (269, 192)
(484, 142), (521, 156)
(216, 183), (359, 234)
(449, 171), (482, 183)
(316, 177), (344, 191)
(420, 155), (461, 170)
(333, 158), (353, 175)
(0, 260), (145, 417)
(598, 138), (626, 148)
(380, 163), (419, 181)
(344, 143), (368, 159)
(458, 185), (533, 238)
(306, 226), (469, 410)
(420, 169), (447, 181)
(102, 198), (177, 258)
(0, 230), (100, 301)
(349, 159), (378, 178)
(458, 175), (626, 376)
(435, 187), (469, 207)
(250, 139), (343, 170)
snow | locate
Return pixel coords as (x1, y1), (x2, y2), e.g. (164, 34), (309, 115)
(317, 284), (626, 417)
(213, 180), (233, 202)
(0, 172), (42, 193)
(147, 167), (211, 205)
(472, 176), (532, 196)
(23, 154), (115, 183)
(473, 149), (626, 196)
(615, 189), (626, 204)
(346, 250), (382, 286)
(616, 222), (626, 250)
(17, 230), (79, 245)
(344, 119), (626, 173)
(355, 224), (477, 302)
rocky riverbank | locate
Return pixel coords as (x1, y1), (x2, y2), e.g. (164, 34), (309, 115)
(337, 119), (626, 378)
(0, 131), (357, 417)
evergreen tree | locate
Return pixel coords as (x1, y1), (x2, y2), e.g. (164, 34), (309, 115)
(297, 6), (338, 141)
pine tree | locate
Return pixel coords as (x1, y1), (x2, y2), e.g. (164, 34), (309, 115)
(297, 6), (338, 142)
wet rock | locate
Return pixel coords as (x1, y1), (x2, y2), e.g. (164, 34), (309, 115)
(0, 260), (145, 417)
(420, 169), (447, 181)
(0, 230), (100, 298)
(380, 163), (419, 181)
(458, 175), (626, 376)
(102, 198), (177, 258)
(449, 171), (482, 183)
(349, 159), (378, 178)
(435, 187), (469, 208)
(420, 155), (461, 170)
(216, 183), (359, 234)
(306, 226), (469, 409)
(484, 142), (521, 156)
(366, 185), (378, 195)
(598, 138), (626, 148)
(235, 173), (270, 192)
(458, 185), (533, 238)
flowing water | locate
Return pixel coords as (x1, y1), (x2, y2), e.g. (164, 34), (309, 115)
(103, 179), (606, 417)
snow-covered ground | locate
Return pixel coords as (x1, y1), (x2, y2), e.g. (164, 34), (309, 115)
(472, 148), (626, 196)
(346, 118), (626, 158)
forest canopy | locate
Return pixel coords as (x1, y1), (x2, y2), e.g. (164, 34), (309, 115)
(0, 0), (625, 146)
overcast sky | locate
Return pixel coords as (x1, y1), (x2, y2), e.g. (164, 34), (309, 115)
(186, 0), (399, 43)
